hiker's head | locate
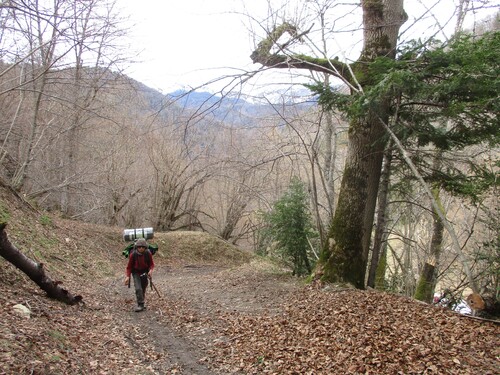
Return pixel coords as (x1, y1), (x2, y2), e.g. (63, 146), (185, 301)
(135, 238), (148, 252)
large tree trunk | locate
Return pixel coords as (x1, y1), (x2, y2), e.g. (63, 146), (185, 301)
(318, 1), (407, 288)
(0, 224), (82, 305)
(319, 113), (387, 288)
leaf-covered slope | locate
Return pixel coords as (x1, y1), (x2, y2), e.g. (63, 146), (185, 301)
(211, 286), (499, 374)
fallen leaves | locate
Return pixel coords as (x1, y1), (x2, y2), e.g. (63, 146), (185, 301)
(206, 287), (499, 374)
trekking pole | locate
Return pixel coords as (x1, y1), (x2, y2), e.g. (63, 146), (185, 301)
(128, 276), (131, 289)
(148, 275), (161, 298)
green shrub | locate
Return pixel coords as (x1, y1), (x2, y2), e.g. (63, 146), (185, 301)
(260, 177), (317, 276)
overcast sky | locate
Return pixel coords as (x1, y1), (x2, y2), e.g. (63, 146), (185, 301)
(118, 0), (498, 94)
(118, 0), (255, 93)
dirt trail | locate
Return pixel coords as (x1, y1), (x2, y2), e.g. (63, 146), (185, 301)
(104, 260), (301, 374)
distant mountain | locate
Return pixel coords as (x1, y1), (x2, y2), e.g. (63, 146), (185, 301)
(126, 75), (318, 126)
(167, 90), (239, 108)
(162, 90), (260, 126)
(165, 89), (317, 126)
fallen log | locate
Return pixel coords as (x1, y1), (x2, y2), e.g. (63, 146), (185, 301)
(0, 223), (82, 305)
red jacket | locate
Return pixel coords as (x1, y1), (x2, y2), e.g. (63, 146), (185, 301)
(126, 250), (154, 277)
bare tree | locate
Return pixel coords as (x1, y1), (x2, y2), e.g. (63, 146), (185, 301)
(148, 122), (214, 231)
(0, 0), (130, 215)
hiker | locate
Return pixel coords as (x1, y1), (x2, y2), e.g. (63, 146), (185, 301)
(124, 238), (155, 312)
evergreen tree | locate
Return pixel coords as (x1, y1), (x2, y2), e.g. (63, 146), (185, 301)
(262, 178), (316, 276)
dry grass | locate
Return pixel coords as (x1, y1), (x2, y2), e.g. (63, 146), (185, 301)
(156, 231), (253, 267)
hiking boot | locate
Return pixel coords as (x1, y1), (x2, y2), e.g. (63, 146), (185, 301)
(134, 304), (145, 312)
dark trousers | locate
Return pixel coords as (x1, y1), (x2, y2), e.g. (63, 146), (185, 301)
(132, 272), (149, 305)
